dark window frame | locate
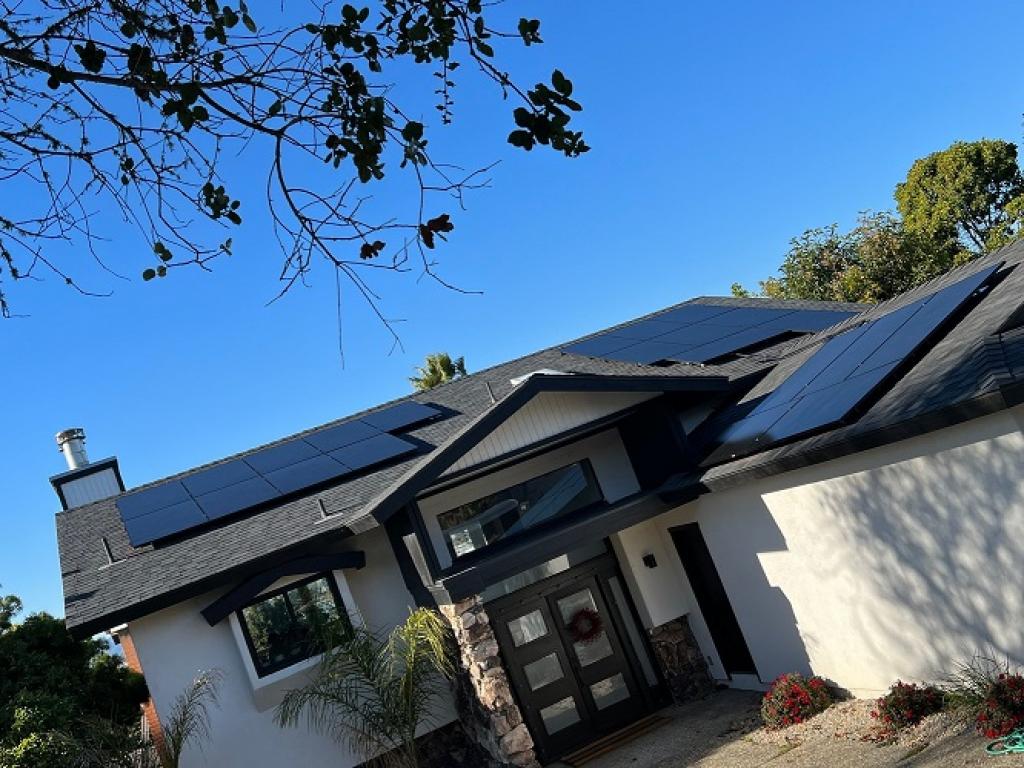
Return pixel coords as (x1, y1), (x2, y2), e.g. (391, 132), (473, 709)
(236, 571), (349, 678)
(437, 459), (605, 563)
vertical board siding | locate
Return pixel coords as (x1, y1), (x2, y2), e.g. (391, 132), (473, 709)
(445, 391), (654, 475)
(62, 468), (122, 508)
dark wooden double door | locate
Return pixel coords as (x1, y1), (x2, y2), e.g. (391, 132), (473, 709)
(489, 558), (649, 763)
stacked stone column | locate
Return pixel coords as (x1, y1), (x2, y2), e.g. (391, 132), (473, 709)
(647, 615), (714, 702)
(440, 597), (540, 768)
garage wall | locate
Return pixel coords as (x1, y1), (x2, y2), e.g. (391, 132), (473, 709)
(128, 526), (456, 768)
(615, 406), (1024, 696)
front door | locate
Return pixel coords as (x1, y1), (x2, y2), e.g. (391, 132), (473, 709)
(490, 557), (648, 763)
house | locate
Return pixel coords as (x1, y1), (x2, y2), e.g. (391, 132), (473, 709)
(52, 241), (1024, 767)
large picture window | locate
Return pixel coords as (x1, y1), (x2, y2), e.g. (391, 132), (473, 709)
(437, 460), (603, 560)
(237, 573), (349, 677)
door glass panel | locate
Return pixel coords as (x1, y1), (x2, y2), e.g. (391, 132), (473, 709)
(539, 696), (581, 734)
(590, 673), (629, 710)
(524, 653), (564, 691)
(557, 588), (613, 666)
(507, 609), (548, 647)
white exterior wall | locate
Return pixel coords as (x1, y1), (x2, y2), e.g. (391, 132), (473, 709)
(419, 428), (641, 570)
(129, 526), (455, 768)
(615, 406), (1024, 697)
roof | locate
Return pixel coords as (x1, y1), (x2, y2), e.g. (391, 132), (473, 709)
(56, 294), (859, 636)
(56, 238), (1024, 637)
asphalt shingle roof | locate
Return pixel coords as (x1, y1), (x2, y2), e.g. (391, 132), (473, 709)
(55, 238), (1024, 637)
(58, 295), (853, 635)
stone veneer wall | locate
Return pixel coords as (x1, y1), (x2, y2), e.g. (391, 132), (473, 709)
(647, 615), (714, 702)
(440, 597), (540, 768)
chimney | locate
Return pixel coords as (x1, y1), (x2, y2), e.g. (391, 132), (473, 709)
(50, 427), (124, 511)
(56, 427), (89, 470)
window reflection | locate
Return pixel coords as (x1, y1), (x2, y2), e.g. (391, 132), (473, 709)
(438, 461), (603, 559)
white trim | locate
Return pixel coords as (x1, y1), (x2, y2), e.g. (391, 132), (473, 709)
(228, 569), (362, 711)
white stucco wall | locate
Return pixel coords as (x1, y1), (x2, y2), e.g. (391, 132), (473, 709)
(128, 526), (455, 768)
(615, 406), (1024, 697)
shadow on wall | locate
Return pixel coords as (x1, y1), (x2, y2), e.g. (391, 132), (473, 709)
(684, 495), (814, 685)
(811, 428), (1024, 683)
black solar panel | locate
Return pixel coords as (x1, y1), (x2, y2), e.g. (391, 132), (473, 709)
(116, 400), (444, 546)
(262, 454), (349, 495)
(706, 263), (1001, 463)
(181, 459), (258, 497)
(562, 305), (860, 365)
(361, 400), (442, 432)
(329, 432), (418, 471)
(123, 500), (206, 546)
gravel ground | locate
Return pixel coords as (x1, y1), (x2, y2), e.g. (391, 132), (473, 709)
(556, 689), (1024, 768)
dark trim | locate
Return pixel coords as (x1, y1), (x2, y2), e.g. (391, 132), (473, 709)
(363, 374), (731, 526)
(408, 499), (443, 578)
(439, 489), (684, 600)
(383, 506), (437, 608)
(234, 571), (349, 677)
(65, 529), (355, 639)
(201, 551), (365, 626)
(50, 457), (125, 511)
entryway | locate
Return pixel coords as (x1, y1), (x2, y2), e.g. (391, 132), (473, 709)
(488, 554), (652, 764)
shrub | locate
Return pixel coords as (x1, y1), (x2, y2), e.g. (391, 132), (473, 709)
(870, 681), (944, 736)
(943, 655), (1024, 737)
(761, 673), (834, 730)
(976, 674), (1024, 738)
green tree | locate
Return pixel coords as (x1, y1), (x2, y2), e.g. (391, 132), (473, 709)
(743, 139), (1024, 303)
(896, 139), (1024, 256)
(0, 2), (587, 320)
(410, 352), (466, 391)
(276, 608), (454, 768)
(754, 213), (943, 304)
(0, 605), (149, 768)
(0, 586), (22, 633)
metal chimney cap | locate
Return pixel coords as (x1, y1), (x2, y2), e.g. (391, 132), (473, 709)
(55, 427), (86, 448)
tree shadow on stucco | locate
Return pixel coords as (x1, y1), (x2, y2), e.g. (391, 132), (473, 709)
(676, 501), (816, 687)
(811, 432), (1024, 685)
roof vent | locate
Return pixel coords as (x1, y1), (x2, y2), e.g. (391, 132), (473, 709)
(509, 369), (567, 387)
(56, 427), (89, 470)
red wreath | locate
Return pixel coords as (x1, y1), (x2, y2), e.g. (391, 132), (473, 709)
(565, 607), (603, 644)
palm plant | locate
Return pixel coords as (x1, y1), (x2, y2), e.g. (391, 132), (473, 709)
(409, 353), (467, 392)
(154, 670), (222, 768)
(276, 609), (455, 768)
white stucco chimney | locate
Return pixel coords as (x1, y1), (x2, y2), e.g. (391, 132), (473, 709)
(56, 427), (89, 470)
(50, 427), (124, 511)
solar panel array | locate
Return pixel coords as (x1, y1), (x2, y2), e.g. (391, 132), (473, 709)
(706, 263), (1001, 464)
(117, 401), (441, 547)
(561, 305), (858, 365)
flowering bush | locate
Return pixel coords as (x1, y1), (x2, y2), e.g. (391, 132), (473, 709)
(976, 673), (1024, 738)
(760, 673), (833, 730)
(870, 681), (944, 736)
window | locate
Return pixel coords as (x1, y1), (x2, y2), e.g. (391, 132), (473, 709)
(437, 460), (603, 560)
(237, 573), (349, 677)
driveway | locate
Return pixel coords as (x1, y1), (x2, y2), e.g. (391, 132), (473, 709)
(552, 689), (1024, 768)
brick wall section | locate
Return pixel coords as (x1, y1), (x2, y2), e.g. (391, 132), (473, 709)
(647, 615), (714, 702)
(118, 629), (167, 757)
(440, 597), (540, 768)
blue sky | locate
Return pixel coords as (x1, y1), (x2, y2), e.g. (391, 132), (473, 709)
(3, 1), (1024, 618)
